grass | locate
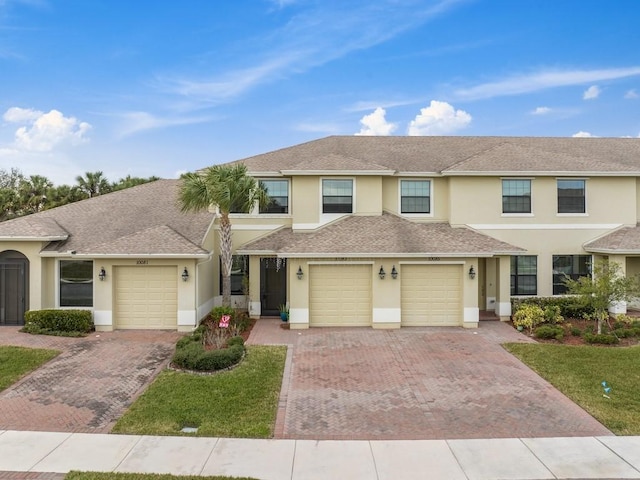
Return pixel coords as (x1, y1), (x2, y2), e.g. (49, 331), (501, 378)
(0, 345), (60, 392)
(504, 343), (640, 435)
(65, 472), (258, 480)
(113, 345), (287, 438)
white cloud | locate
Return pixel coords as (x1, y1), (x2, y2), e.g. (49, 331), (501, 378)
(625, 89), (639, 99)
(531, 106), (551, 115)
(572, 131), (595, 138)
(115, 111), (213, 138)
(455, 66), (640, 100)
(583, 85), (600, 100)
(407, 100), (471, 136)
(3, 107), (91, 152)
(355, 107), (397, 136)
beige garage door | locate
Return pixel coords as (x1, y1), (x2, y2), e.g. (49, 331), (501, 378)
(309, 264), (372, 327)
(401, 264), (462, 326)
(114, 266), (177, 329)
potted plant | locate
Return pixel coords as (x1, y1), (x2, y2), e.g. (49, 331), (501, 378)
(279, 304), (289, 322)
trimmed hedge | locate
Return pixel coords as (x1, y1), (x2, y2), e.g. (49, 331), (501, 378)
(534, 325), (564, 341)
(511, 296), (594, 319)
(22, 309), (93, 335)
(172, 335), (245, 372)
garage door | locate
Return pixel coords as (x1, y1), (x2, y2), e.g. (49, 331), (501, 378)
(401, 264), (462, 326)
(309, 264), (372, 327)
(114, 266), (177, 329)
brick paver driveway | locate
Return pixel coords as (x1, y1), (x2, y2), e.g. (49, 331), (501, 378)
(0, 327), (181, 433)
(248, 320), (612, 440)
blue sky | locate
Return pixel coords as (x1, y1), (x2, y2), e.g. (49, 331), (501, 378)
(1, 0), (639, 185)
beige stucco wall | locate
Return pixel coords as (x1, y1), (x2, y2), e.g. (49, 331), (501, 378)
(0, 241), (47, 312)
(450, 176), (636, 226)
(381, 177), (449, 221)
(291, 176), (320, 224)
(354, 176), (382, 215)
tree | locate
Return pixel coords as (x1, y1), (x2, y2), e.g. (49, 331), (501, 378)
(46, 184), (84, 209)
(563, 259), (640, 334)
(178, 164), (269, 307)
(112, 175), (160, 191)
(75, 171), (111, 198)
(18, 175), (52, 214)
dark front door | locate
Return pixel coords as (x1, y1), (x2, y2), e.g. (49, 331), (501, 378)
(260, 258), (287, 316)
(0, 251), (28, 326)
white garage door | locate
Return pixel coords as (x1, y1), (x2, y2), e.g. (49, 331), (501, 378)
(309, 264), (372, 327)
(401, 264), (462, 326)
(114, 266), (177, 329)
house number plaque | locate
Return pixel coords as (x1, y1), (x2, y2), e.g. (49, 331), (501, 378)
(136, 260), (149, 265)
(428, 257), (441, 261)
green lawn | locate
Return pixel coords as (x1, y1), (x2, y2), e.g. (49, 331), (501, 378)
(113, 345), (287, 438)
(0, 345), (60, 392)
(65, 472), (258, 480)
(504, 343), (640, 435)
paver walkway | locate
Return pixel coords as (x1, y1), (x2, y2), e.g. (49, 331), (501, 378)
(248, 320), (612, 440)
(0, 327), (181, 433)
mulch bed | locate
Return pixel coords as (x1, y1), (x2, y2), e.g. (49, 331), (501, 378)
(512, 318), (640, 347)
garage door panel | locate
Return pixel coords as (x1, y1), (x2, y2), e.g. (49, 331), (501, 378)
(401, 265), (462, 327)
(115, 266), (177, 329)
(309, 265), (372, 327)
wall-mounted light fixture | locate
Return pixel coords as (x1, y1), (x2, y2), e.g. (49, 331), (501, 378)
(469, 266), (476, 279)
(297, 266), (304, 280)
(182, 267), (189, 282)
(379, 266), (386, 279)
(98, 267), (106, 281)
(391, 265), (398, 279)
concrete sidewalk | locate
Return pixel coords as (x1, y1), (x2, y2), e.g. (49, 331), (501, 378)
(2, 431), (640, 480)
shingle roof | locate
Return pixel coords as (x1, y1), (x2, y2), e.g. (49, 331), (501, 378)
(584, 225), (640, 254)
(0, 180), (214, 257)
(233, 136), (640, 175)
(238, 212), (524, 257)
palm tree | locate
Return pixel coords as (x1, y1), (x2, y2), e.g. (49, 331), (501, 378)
(18, 175), (52, 214)
(179, 164), (269, 307)
(112, 175), (160, 191)
(75, 171), (111, 198)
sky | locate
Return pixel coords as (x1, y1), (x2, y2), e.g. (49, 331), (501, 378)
(1, 0), (639, 186)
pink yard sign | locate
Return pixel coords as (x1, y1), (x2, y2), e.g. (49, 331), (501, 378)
(219, 315), (231, 328)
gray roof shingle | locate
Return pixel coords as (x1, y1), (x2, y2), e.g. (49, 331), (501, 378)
(0, 180), (214, 256)
(238, 212), (524, 257)
(233, 136), (640, 175)
(584, 225), (640, 253)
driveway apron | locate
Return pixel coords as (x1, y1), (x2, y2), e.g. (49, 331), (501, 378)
(248, 320), (612, 440)
(0, 328), (181, 433)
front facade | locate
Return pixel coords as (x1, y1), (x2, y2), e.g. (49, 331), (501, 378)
(2, 136), (640, 330)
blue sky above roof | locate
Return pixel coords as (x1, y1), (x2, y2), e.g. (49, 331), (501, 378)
(1, 0), (639, 185)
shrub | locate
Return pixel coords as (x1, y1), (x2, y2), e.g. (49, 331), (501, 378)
(570, 326), (582, 336)
(172, 332), (245, 371)
(511, 297), (594, 319)
(22, 309), (93, 335)
(583, 333), (619, 345)
(534, 325), (564, 341)
(614, 314), (634, 326)
(613, 328), (635, 339)
(543, 305), (564, 324)
(513, 304), (544, 332)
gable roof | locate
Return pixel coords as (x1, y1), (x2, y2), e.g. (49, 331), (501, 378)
(233, 136), (640, 176)
(0, 180), (214, 257)
(238, 212), (524, 258)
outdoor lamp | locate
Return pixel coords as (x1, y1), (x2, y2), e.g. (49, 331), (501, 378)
(182, 267), (189, 281)
(469, 266), (476, 279)
(98, 267), (106, 281)
(391, 265), (398, 279)
(379, 266), (386, 279)
(297, 266), (303, 280)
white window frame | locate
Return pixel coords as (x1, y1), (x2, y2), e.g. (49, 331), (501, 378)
(398, 178), (433, 218)
(258, 178), (291, 217)
(56, 258), (94, 309)
(556, 178), (588, 217)
(501, 178), (534, 218)
(320, 177), (355, 222)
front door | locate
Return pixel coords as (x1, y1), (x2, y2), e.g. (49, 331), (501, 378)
(260, 258), (287, 316)
(0, 251), (28, 326)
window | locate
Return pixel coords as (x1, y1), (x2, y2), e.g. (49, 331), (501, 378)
(220, 255), (248, 295)
(553, 255), (591, 294)
(322, 179), (353, 214)
(502, 179), (531, 214)
(511, 256), (537, 295)
(557, 179), (585, 214)
(260, 179), (289, 214)
(400, 180), (430, 214)
(59, 260), (93, 307)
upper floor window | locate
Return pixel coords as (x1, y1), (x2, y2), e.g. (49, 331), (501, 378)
(400, 180), (431, 214)
(60, 260), (93, 307)
(553, 255), (591, 294)
(511, 255), (537, 296)
(322, 179), (353, 214)
(557, 179), (585, 214)
(260, 179), (289, 214)
(502, 179), (531, 214)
